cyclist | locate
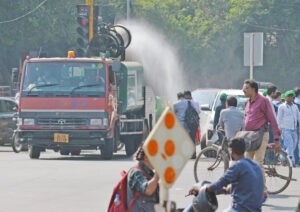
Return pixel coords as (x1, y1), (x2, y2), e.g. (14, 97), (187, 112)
(217, 96), (244, 140)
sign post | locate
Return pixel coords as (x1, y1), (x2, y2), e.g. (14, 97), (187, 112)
(244, 32), (263, 80)
(143, 107), (195, 211)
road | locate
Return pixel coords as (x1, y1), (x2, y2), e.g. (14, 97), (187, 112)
(0, 145), (299, 212)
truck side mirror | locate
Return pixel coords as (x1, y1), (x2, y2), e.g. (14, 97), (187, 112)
(200, 104), (211, 111)
(112, 61), (121, 72)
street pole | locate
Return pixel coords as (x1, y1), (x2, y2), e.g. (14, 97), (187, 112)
(86, 0), (94, 41)
(127, 0), (131, 20)
(249, 33), (254, 80)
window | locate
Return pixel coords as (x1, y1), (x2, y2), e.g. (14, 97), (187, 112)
(21, 61), (106, 97)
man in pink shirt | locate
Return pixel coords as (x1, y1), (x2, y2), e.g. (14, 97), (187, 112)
(243, 79), (281, 203)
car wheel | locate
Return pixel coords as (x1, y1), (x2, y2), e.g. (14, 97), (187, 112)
(12, 133), (23, 153)
(201, 133), (207, 150)
(29, 145), (40, 159)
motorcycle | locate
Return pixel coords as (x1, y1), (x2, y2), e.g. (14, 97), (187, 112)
(178, 181), (226, 212)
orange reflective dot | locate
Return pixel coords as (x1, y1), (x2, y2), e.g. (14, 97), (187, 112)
(164, 167), (176, 184)
(148, 139), (158, 156)
(165, 113), (175, 129)
(164, 140), (175, 156)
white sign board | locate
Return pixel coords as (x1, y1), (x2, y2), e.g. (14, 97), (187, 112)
(244, 32), (263, 66)
(143, 107), (195, 189)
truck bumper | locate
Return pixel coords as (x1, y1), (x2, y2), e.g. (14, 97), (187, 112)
(18, 129), (109, 149)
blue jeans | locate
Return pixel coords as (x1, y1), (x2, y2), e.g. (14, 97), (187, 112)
(282, 129), (298, 164)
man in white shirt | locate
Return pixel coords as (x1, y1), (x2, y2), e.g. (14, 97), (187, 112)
(277, 90), (300, 167)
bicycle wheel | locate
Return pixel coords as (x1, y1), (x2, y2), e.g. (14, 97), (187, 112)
(194, 146), (228, 183)
(264, 147), (292, 194)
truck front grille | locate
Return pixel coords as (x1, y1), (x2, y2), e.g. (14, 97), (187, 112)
(37, 118), (87, 126)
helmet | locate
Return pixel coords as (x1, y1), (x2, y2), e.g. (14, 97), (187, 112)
(192, 186), (218, 212)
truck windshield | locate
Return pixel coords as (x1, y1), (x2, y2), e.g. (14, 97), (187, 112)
(21, 61), (106, 97)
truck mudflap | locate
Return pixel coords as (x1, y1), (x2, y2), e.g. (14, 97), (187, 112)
(18, 129), (109, 148)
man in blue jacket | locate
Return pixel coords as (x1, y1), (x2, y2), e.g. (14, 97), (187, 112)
(189, 137), (264, 212)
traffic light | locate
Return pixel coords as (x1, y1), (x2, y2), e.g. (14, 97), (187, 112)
(76, 5), (91, 56)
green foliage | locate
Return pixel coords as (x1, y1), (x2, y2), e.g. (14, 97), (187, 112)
(0, 0), (299, 90)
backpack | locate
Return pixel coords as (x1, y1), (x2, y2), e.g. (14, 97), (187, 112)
(108, 165), (148, 212)
(185, 101), (199, 131)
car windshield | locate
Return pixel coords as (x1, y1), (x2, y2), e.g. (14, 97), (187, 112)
(214, 94), (247, 111)
(192, 91), (218, 107)
(21, 61), (106, 97)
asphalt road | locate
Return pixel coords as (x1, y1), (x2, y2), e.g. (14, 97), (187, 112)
(0, 145), (299, 212)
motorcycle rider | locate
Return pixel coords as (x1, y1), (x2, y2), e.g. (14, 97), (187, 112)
(188, 138), (264, 212)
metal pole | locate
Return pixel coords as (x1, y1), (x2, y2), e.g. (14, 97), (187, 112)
(127, 0), (131, 20)
(159, 186), (169, 206)
(249, 33), (254, 80)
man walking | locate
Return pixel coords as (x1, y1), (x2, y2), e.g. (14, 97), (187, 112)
(242, 79), (281, 203)
(277, 90), (300, 167)
(184, 90), (200, 159)
(218, 96), (244, 139)
(173, 92), (188, 131)
(266, 85), (277, 144)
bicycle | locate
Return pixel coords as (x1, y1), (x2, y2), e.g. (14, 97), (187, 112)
(193, 129), (295, 194)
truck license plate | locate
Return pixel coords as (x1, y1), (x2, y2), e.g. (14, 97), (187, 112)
(54, 133), (69, 143)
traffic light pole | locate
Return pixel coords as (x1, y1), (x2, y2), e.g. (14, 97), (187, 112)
(86, 0), (93, 41)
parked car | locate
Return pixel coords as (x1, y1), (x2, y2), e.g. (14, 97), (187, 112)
(192, 89), (220, 134)
(0, 97), (18, 145)
(200, 89), (248, 149)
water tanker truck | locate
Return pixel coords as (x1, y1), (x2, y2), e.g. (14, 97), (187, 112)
(15, 24), (156, 159)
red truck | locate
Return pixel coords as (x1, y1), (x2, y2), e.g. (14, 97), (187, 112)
(16, 53), (155, 159)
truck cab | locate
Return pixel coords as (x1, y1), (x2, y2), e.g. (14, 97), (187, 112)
(18, 56), (119, 159)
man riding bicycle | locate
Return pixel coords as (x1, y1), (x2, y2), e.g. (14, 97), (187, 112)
(217, 96), (244, 140)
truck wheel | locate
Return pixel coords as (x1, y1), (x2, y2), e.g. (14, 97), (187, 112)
(114, 125), (121, 152)
(101, 138), (114, 160)
(125, 140), (138, 156)
(71, 150), (81, 156)
(29, 145), (40, 159)
(60, 149), (70, 155)
(12, 133), (23, 153)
